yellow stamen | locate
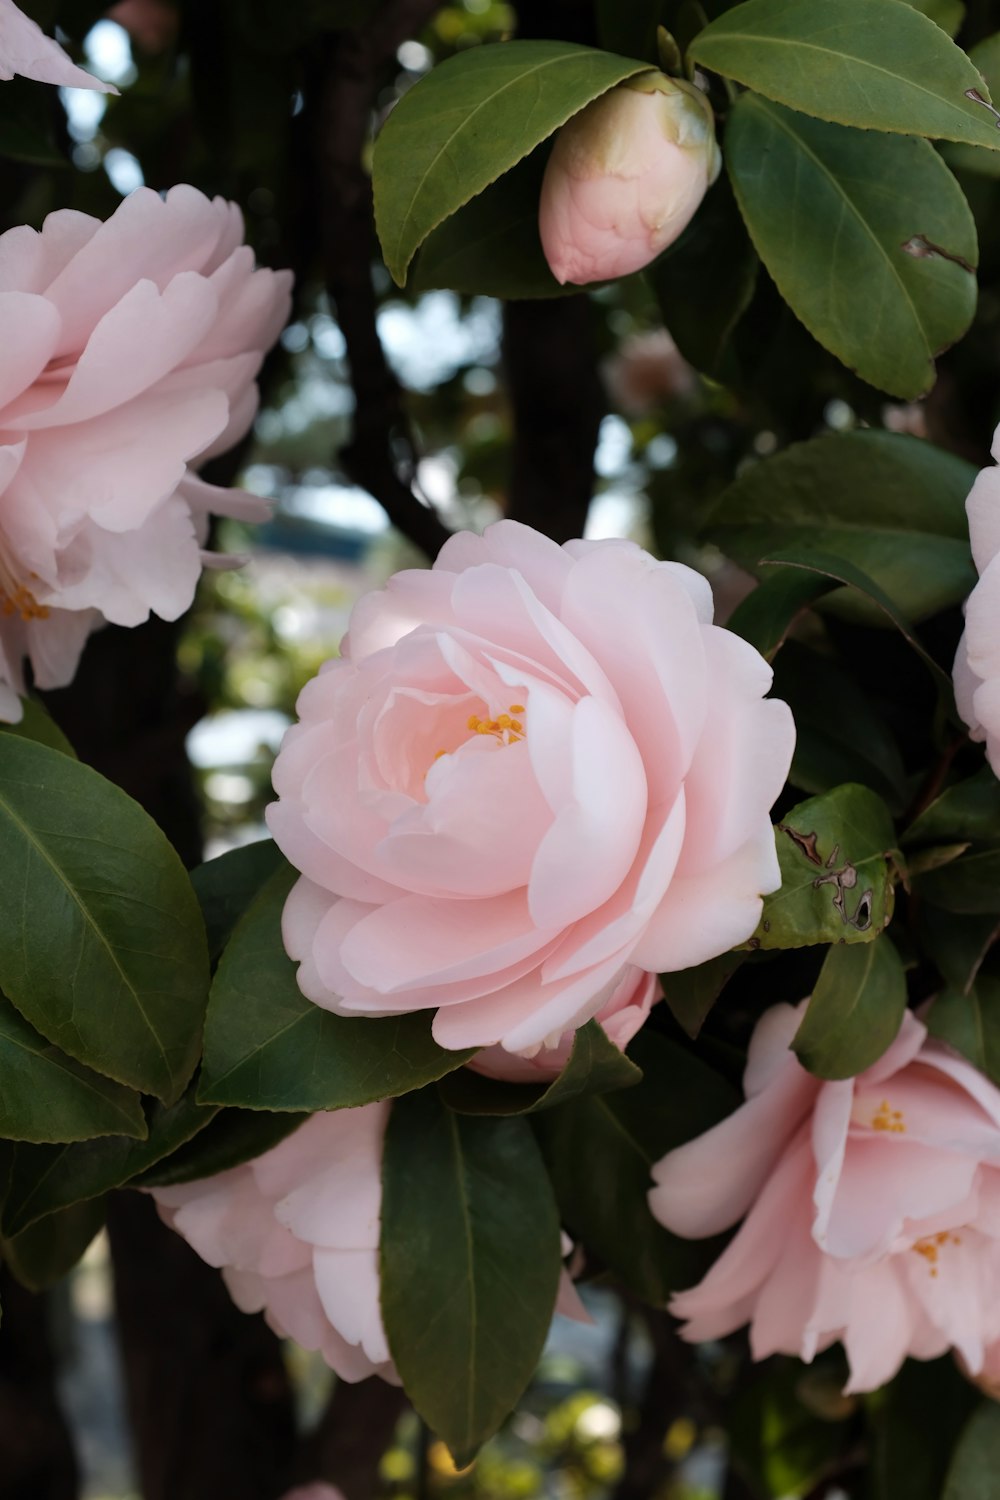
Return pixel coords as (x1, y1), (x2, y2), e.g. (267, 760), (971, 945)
(465, 705), (527, 747)
(871, 1099), (906, 1134)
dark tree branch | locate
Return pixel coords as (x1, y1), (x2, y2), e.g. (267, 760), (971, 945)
(107, 1193), (296, 1500)
(0, 1269), (78, 1500)
(296, 1378), (408, 1500)
(313, 5), (452, 562)
(502, 297), (605, 542)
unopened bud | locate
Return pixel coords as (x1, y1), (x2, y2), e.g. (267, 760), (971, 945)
(539, 72), (722, 286)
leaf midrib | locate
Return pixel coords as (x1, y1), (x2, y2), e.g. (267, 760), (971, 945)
(0, 789), (170, 1081)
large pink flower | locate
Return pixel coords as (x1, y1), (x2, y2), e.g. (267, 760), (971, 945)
(152, 1102), (587, 1382)
(954, 422), (1000, 774)
(266, 522), (794, 1058)
(1, 0), (116, 89)
(0, 184), (292, 719)
(650, 1004), (1000, 1393)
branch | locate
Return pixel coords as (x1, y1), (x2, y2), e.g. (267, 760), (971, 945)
(314, 6), (453, 562)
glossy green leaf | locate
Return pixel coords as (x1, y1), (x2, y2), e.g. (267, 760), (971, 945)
(2, 1196), (106, 1292)
(0, 737), (210, 1103)
(436, 1021), (641, 1116)
(913, 846), (1000, 913)
(662, 952), (744, 1038)
(904, 768), (1000, 847)
(905, 0), (964, 34)
(412, 149), (572, 300)
(725, 96), (978, 398)
(1, 699), (75, 757)
(199, 865), (474, 1110)
(944, 36), (1000, 177)
(706, 430), (976, 623)
(535, 1029), (738, 1302)
(191, 838), (286, 964)
(921, 906), (1000, 992)
(645, 175), (758, 376)
(726, 570), (835, 661)
(0, 1090), (217, 1236)
(0, 993), (146, 1144)
(690, 0), (999, 147)
(871, 1357), (978, 1500)
(793, 936), (907, 1078)
(756, 784), (896, 949)
(773, 643), (909, 815)
(373, 41), (651, 284)
(943, 1401), (1000, 1500)
(132, 1107), (307, 1188)
(380, 1089), (561, 1463)
(927, 977), (1000, 1085)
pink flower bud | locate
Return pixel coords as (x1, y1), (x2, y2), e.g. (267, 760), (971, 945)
(539, 73), (721, 286)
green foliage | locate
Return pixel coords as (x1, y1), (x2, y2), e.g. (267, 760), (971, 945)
(191, 838), (286, 964)
(870, 1357), (978, 1500)
(373, 41), (651, 285)
(707, 431), (976, 623)
(661, 952), (744, 1037)
(690, 0), (1000, 146)
(199, 864), (474, 1109)
(1, 1196), (106, 1292)
(757, 784), (897, 949)
(728, 1357), (854, 1499)
(0, 993), (146, 1145)
(725, 96), (978, 398)
(437, 1021), (641, 1116)
(536, 1029), (738, 1301)
(0, 737), (210, 1104)
(0, 698), (75, 757)
(380, 1088), (562, 1463)
(942, 1400), (1000, 1500)
(927, 977), (1000, 1085)
(132, 1106), (307, 1187)
(793, 935), (907, 1078)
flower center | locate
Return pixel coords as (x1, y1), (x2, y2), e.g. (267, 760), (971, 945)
(870, 1099), (906, 1134)
(466, 704), (526, 745)
(911, 1230), (962, 1278)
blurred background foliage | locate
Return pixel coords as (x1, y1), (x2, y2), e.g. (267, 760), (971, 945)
(5, 0), (1000, 1497)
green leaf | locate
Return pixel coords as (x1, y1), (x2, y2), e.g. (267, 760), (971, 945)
(904, 768), (1000, 847)
(373, 41), (652, 284)
(191, 839), (286, 965)
(792, 936), (907, 1078)
(754, 549), (955, 702)
(0, 737), (210, 1104)
(662, 952), (744, 1038)
(729, 1357), (852, 1500)
(436, 1021), (642, 1116)
(773, 643), (909, 815)
(199, 865), (474, 1110)
(690, 0), (1000, 147)
(706, 430), (976, 624)
(2, 1197), (106, 1292)
(920, 906), (1000, 992)
(724, 95), (978, 398)
(380, 1089), (561, 1463)
(871, 1357), (978, 1500)
(944, 36), (1000, 177)
(132, 1107), (307, 1188)
(913, 845), (1000, 913)
(726, 570), (835, 661)
(904, 0), (965, 35)
(1, 699), (75, 757)
(943, 1401), (1000, 1500)
(535, 1029), (738, 1302)
(757, 784), (896, 949)
(645, 174), (759, 376)
(0, 993), (146, 1144)
(412, 149), (572, 300)
(927, 977), (1000, 1085)
(0, 1090), (217, 1236)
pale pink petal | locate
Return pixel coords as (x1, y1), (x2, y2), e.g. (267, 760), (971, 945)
(0, 0), (117, 90)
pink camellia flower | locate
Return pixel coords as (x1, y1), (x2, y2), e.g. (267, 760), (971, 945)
(471, 966), (659, 1084)
(266, 521), (794, 1059)
(649, 1004), (1000, 1393)
(151, 1102), (588, 1382)
(152, 1105), (397, 1384)
(539, 73), (721, 287)
(1, 0), (116, 90)
(0, 183), (292, 720)
(954, 422), (1000, 775)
